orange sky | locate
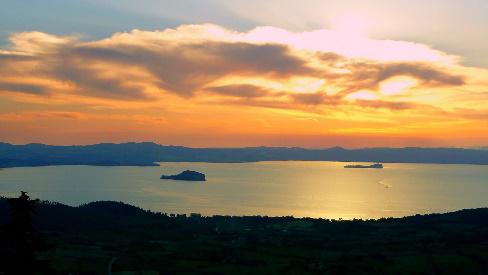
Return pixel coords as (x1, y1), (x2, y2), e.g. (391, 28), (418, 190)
(1, 23), (488, 147)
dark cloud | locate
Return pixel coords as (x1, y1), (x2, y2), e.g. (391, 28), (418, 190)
(377, 63), (464, 85)
(318, 52), (346, 64)
(206, 42), (312, 75)
(51, 53), (149, 100)
(0, 29), (469, 113)
(292, 92), (342, 105)
(69, 42), (314, 97)
(354, 99), (417, 110)
(340, 62), (465, 95)
(0, 82), (48, 95)
(291, 91), (417, 110)
(205, 84), (272, 98)
(0, 53), (35, 61)
(213, 97), (295, 110)
(0, 52), (38, 76)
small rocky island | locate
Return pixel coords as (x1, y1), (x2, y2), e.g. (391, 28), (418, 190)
(160, 170), (206, 181)
(344, 163), (383, 169)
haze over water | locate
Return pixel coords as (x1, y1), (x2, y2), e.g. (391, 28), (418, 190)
(0, 161), (486, 219)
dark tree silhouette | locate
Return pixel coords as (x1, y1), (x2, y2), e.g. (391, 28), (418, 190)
(5, 191), (40, 274)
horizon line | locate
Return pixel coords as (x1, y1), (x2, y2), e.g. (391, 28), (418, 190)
(1, 141), (487, 151)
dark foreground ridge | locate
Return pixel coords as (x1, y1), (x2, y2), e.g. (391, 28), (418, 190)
(161, 170), (206, 181)
(1, 196), (487, 274)
(2, 141), (488, 168)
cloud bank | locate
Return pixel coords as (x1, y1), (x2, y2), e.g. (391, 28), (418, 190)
(0, 24), (468, 108)
(1, 24), (487, 147)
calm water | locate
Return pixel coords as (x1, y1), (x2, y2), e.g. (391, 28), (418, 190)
(0, 162), (487, 219)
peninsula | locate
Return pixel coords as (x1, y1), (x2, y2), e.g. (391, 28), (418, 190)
(2, 142), (488, 168)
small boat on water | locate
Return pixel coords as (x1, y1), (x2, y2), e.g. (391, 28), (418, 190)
(344, 163), (383, 169)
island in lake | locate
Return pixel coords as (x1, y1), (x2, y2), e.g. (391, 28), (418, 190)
(344, 163), (383, 169)
(160, 170), (206, 181)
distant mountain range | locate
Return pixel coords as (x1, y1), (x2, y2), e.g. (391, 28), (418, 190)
(1, 142), (488, 168)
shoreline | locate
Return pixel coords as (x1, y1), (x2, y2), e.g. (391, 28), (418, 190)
(2, 159), (488, 169)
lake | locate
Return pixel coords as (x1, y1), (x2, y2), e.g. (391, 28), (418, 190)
(0, 161), (487, 219)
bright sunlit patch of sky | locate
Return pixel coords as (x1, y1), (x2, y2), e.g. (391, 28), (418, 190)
(380, 77), (418, 96)
(330, 11), (372, 38)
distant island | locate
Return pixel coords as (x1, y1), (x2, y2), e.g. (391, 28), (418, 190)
(2, 141), (488, 168)
(161, 170), (206, 181)
(344, 163), (383, 169)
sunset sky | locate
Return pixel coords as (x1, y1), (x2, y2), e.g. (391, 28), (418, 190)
(1, 0), (487, 147)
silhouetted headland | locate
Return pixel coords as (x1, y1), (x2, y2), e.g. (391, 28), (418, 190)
(344, 163), (383, 169)
(160, 170), (206, 181)
(2, 142), (488, 168)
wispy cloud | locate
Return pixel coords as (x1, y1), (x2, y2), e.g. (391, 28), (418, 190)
(0, 111), (86, 122)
